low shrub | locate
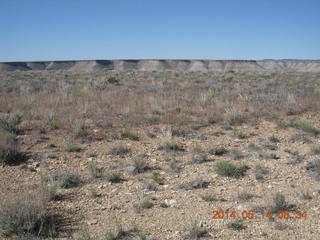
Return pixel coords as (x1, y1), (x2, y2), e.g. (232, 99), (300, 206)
(215, 161), (249, 178)
(105, 171), (122, 183)
(49, 172), (81, 189)
(0, 191), (54, 237)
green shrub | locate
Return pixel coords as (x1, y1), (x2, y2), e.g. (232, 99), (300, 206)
(120, 130), (140, 141)
(47, 117), (59, 130)
(227, 220), (246, 231)
(215, 161), (249, 178)
(171, 126), (188, 137)
(167, 158), (179, 172)
(291, 119), (320, 136)
(50, 172), (81, 188)
(306, 159), (320, 178)
(199, 193), (216, 202)
(151, 172), (164, 185)
(270, 193), (295, 213)
(106, 171), (122, 183)
(237, 192), (254, 201)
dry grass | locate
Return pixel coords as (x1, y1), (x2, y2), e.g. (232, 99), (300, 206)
(1, 71), (319, 132)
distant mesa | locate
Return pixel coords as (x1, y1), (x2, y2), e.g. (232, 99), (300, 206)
(0, 59), (320, 72)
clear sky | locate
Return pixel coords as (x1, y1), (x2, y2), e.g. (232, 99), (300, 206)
(0, 0), (319, 61)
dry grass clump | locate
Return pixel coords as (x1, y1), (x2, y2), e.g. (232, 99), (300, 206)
(88, 162), (103, 179)
(208, 146), (228, 156)
(127, 154), (149, 175)
(157, 141), (185, 152)
(133, 195), (154, 213)
(0, 191), (55, 238)
(177, 176), (208, 190)
(310, 145), (320, 155)
(182, 219), (207, 239)
(104, 224), (150, 240)
(306, 159), (320, 180)
(109, 144), (131, 156)
(120, 130), (140, 141)
(0, 130), (25, 166)
(48, 171), (81, 189)
(254, 164), (269, 180)
(0, 112), (22, 134)
(290, 119), (320, 136)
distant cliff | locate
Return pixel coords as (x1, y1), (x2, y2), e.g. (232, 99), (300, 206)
(1, 60), (320, 72)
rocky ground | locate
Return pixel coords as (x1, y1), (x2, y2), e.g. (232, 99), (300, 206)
(0, 70), (320, 240)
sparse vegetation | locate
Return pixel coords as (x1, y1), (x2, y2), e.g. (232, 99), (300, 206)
(255, 164), (269, 180)
(270, 193), (295, 213)
(2, 69), (320, 239)
(200, 193), (216, 202)
(269, 135), (280, 143)
(183, 219), (207, 239)
(120, 130), (140, 141)
(50, 172), (81, 188)
(237, 192), (254, 201)
(88, 162), (103, 179)
(127, 154), (148, 174)
(151, 172), (164, 185)
(107, 226), (148, 240)
(133, 195), (154, 213)
(209, 146), (228, 156)
(177, 176), (208, 190)
(291, 119), (320, 136)
(167, 158), (179, 172)
(157, 141), (185, 152)
(306, 159), (320, 179)
(140, 180), (157, 191)
(0, 138), (25, 165)
(65, 138), (82, 152)
(73, 120), (88, 138)
(171, 126), (188, 137)
(310, 145), (320, 155)
(0, 112), (22, 134)
(109, 145), (131, 155)
(215, 161), (249, 178)
(105, 171), (122, 183)
(0, 191), (55, 237)
(189, 151), (208, 164)
(227, 220), (246, 231)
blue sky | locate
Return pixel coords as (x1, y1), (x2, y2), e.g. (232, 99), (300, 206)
(0, 0), (319, 61)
